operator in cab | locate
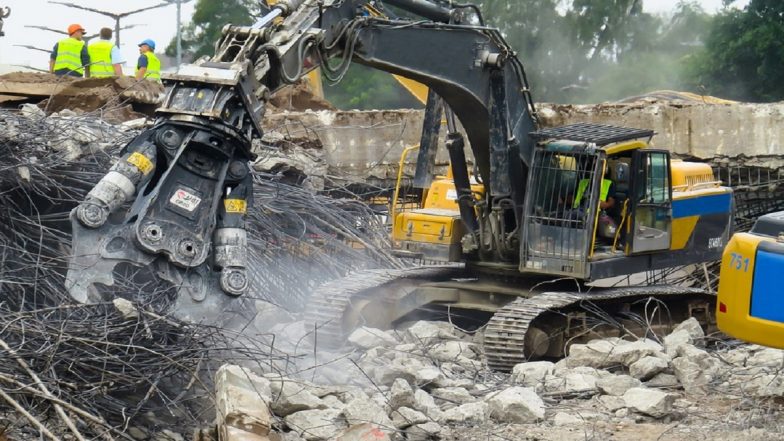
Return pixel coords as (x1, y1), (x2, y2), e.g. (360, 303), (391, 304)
(135, 39), (161, 81)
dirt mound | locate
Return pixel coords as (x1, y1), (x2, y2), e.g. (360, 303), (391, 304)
(270, 79), (335, 111)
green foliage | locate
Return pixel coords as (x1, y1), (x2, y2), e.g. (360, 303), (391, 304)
(165, 0), (258, 60)
(686, 0), (784, 102)
(480, 0), (714, 103)
(323, 65), (422, 110)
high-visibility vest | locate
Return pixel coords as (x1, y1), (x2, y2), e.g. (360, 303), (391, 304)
(573, 178), (612, 209)
(53, 37), (85, 75)
(88, 40), (115, 78)
(136, 52), (161, 81)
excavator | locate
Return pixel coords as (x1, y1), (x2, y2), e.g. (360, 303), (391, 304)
(717, 212), (784, 349)
(0, 6), (9, 37)
(65, 0), (734, 370)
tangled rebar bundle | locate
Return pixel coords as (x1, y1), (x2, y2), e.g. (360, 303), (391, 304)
(0, 107), (403, 437)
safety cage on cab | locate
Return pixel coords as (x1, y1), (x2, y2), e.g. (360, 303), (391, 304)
(520, 124), (672, 280)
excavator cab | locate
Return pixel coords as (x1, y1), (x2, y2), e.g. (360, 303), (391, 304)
(523, 124), (682, 280)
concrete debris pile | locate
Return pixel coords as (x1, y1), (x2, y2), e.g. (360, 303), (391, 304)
(216, 318), (784, 441)
(0, 72), (164, 122)
(0, 108), (405, 438)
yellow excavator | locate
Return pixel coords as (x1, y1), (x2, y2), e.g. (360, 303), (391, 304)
(717, 213), (784, 349)
(67, 0), (734, 370)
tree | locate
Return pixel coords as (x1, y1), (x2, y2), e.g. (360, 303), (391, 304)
(686, 0), (784, 102)
(165, 0), (259, 60)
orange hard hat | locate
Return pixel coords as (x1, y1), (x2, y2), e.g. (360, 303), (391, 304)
(67, 24), (86, 35)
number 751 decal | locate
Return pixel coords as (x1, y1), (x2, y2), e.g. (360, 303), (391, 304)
(729, 253), (750, 272)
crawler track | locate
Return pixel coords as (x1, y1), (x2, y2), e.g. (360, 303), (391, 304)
(306, 267), (715, 372)
(484, 286), (713, 371)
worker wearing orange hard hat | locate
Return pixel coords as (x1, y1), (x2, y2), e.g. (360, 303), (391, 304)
(50, 23), (90, 77)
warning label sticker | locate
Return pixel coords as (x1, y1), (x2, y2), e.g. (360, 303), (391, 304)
(127, 152), (154, 175)
(170, 188), (202, 212)
(224, 199), (247, 214)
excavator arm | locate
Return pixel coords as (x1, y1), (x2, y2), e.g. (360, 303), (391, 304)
(66, 0), (538, 319)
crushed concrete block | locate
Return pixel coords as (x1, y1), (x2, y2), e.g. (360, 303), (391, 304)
(664, 330), (693, 356)
(113, 298), (139, 320)
(413, 389), (442, 420)
(430, 387), (475, 405)
(629, 356), (669, 381)
(743, 373), (784, 397)
(746, 348), (784, 368)
(646, 373), (680, 388)
(511, 361), (554, 389)
(622, 387), (676, 418)
(348, 326), (398, 349)
(269, 377), (326, 417)
(439, 401), (489, 425)
(545, 367), (607, 394)
(598, 395), (626, 412)
(553, 412), (583, 426)
(484, 386), (545, 423)
(414, 367), (445, 386)
(671, 345), (722, 394)
(404, 321), (457, 344)
(565, 338), (665, 369)
(342, 397), (394, 428)
(389, 378), (416, 410)
(596, 374), (642, 396)
(215, 365), (272, 441)
(428, 341), (478, 362)
(673, 318), (705, 341)
(405, 422), (443, 441)
(390, 407), (429, 429)
(284, 408), (345, 441)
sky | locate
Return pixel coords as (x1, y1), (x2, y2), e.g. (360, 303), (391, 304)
(0, 0), (196, 72)
(0, 0), (751, 73)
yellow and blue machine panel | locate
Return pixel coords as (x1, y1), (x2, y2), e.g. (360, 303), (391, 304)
(669, 190), (732, 251)
(717, 212), (784, 349)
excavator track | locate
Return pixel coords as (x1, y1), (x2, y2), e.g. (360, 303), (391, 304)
(484, 286), (714, 371)
(305, 266), (462, 348)
(306, 266), (715, 371)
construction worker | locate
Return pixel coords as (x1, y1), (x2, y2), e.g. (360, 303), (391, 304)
(135, 39), (161, 81)
(88, 28), (125, 77)
(50, 24), (90, 77)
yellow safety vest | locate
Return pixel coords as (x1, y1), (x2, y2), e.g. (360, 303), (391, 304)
(573, 178), (612, 209)
(88, 40), (115, 78)
(136, 52), (161, 81)
(53, 37), (85, 75)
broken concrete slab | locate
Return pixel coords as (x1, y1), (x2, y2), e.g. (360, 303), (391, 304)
(622, 387), (676, 418)
(484, 386), (545, 423)
(215, 365), (273, 441)
(629, 356), (670, 381)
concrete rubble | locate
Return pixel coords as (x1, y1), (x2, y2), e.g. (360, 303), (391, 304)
(213, 318), (784, 440)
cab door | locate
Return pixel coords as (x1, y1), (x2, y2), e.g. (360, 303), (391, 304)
(628, 150), (672, 254)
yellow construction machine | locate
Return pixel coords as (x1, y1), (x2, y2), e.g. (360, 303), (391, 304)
(66, 0), (734, 370)
(716, 213), (784, 349)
